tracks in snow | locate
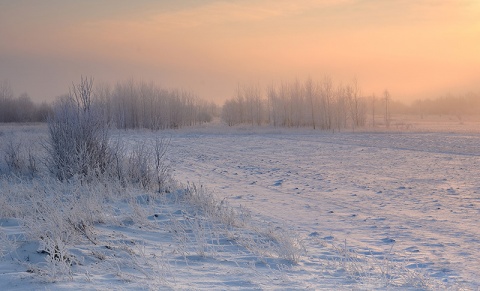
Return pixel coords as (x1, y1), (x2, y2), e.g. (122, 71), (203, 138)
(124, 130), (480, 288)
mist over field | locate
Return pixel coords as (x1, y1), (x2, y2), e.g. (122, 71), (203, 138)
(1, 1), (480, 290)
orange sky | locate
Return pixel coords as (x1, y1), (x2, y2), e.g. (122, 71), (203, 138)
(1, 0), (479, 104)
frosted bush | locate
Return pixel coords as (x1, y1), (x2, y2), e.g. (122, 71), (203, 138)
(44, 77), (171, 189)
(46, 92), (110, 180)
(178, 183), (305, 264)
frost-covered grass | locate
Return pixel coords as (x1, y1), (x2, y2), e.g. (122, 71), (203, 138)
(0, 124), (308, 289)
(0, 174), (305, 288)
(1, 120), (478, 289)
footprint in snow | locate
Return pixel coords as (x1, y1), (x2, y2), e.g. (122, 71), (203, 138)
(405, 246), (420, 253)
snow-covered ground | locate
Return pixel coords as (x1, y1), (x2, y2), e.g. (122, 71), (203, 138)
(118, 119), (479, 289)
(1, 120), (479, 290)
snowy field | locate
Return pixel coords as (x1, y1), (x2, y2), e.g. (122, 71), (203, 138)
(1, 119), (479, 290)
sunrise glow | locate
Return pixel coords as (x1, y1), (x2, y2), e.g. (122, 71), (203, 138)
(1, 0), (479, 102)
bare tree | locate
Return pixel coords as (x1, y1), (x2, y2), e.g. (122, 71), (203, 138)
(384, 89), (390, 128)
(220, 77), (368, 131)
(71, 76), (94, 112)
(304, 77), (317, 129)
(371, 94), (376, 128)
(319, 76), (334, 130)
(15, 93), (35, 122)
(0, 80), (14, 122)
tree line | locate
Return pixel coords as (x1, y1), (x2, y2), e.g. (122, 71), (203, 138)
(222, 78), (368, 131)
(93, 79), (217, 130)
(2, 77), (479, 127)
(0, 79), (218, 129)
(221, 79), (480, 129)
(410, 93), (480, 118)
(0, 80), (52, 123)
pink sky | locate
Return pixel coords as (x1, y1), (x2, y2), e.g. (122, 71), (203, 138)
(1, 0), (479, 103)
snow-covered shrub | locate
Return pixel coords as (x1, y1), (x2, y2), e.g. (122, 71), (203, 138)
(7, 176), (116, 281)
(3, 139), (23, 173)
(1, 136), (40, 178)
(182, 184), (238, 227)
(108, 137), (171, 192)
(264, 226), (305, 263)
(153, 137), (170, 193)
(178, 184), (305, 263)
(0, 230), (7, 258)
(46, 77), (171, 188)
(46, 77), (111, 181)
(126, 141), (154, 189)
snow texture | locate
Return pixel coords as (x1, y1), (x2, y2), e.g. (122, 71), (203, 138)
(1, 122), (479, 290)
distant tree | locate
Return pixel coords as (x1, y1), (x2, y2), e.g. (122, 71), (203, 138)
(383, 89), (390, 128)
(15, 93), (35, 122)
(371, 93), (376, 128)
(35, 102), (53, 122)
(222, 99), (239, 126)
(319, 76), (334, 130)
(220, 77), (369, 131)
(304, 77), (317, 129)
(0, 80), (14, 122)
(346, 78), (367, 130)
(197, 111), (212, 123)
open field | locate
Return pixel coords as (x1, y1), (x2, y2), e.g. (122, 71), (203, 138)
(164, 126), (480, 288)
(1, 118), (479, 289)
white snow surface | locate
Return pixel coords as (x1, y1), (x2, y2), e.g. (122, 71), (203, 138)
(123, 123), (480, 289)
(1, 122), (480, 290)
